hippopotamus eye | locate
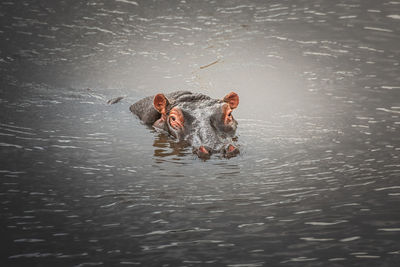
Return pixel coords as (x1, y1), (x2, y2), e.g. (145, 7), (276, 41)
(222, 104), (234, 125)
(168, 108), (184, 129)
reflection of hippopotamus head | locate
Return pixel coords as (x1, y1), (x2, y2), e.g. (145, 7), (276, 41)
(130, 91), (239, 159)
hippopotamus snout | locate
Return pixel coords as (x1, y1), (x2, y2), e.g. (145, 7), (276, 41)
(193, 144), (239, 159)
(130, 91), (240, 159)
(190, 124), (239, 159)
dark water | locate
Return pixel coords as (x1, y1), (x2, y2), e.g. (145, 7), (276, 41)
(1, 0), (400, 266)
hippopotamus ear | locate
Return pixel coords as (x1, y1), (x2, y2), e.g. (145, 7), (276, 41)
(153, 93), (169, 115)
(223, 92), (239, 109)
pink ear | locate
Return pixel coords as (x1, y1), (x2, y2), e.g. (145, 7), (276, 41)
(153, 94), (168, 114)
(223, 92), (239, 109)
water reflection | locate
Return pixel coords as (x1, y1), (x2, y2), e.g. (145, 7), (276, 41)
(152, 132), (190, 159)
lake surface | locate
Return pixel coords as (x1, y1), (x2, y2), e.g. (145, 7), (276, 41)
(1, 0), (400, 266)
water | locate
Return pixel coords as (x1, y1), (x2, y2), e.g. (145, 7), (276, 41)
(1, 0), (400, 266)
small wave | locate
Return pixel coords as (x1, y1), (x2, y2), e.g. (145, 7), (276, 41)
(378, 228), (400, 232)
(238, 222), (264, 228)
(374, 186), (400, 191)
(0, 142), (23, 149)
(227, 263), (264, 267)
(305, 220), (348, 226)
(364, 26), (393, 32)
(132, 227), (211, 237)
(300, 237), (334, 241)
(340, 236), (361, 242)
(115, 0), (138, 6)
(387, 14), (400, 19)
(14, 238), (45, 243)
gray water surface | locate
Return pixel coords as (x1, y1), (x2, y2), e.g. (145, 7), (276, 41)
(1, 0), (400, 266)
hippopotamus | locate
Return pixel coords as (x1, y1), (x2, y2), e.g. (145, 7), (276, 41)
(130, 91), (240, 159)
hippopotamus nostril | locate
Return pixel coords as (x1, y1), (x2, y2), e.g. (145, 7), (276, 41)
(196, 145), (211, 159)
(199, 146), (209, 154)
(225, 144), (239, 158)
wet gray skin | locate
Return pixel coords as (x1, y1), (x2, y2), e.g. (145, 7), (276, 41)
(130, 91), (239, 158)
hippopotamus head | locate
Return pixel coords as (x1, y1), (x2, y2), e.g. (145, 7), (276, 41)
(130, 91), (239, 159)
